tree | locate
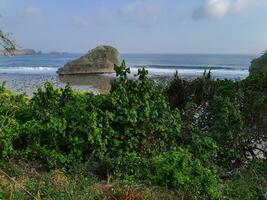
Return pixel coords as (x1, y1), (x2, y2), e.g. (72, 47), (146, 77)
(249, 52), (267, 76)
(0, 30), (16, 54)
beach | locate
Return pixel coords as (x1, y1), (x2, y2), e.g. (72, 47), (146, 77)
(0, 73), (115, 96)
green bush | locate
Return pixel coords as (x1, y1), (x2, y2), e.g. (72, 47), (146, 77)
(249, 52), (267, 75)
(113, 149), (221, 199)
(0, 83), (26, 158)
(179, 123), (218, 164)
(12, 61), (181, 169)
(206, 96), (247, 168)
(14, 83), (105, 168)
(101, 63), (181, 157)
(0, 60), (266, 200)
(222, 160), (267, 200)
(241, 73), (267, 160)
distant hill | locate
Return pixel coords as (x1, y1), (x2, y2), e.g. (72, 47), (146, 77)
(49, 51), (69, 55)
(0, 49), (41, 56)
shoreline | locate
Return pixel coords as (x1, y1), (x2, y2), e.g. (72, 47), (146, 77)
(0, 70), (248, 96)
(0, 73), (100, 96)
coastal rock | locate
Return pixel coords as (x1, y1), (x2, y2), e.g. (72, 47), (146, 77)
(249, 52), (267, 75)
(57, 45), (119, 75)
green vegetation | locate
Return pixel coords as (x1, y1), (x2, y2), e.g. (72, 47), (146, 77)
(0, 61), (266, 199)
(249, 52), (267, 75)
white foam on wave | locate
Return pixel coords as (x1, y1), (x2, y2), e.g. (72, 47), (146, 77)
(130, 67), (249, 79)
(0, 66), (249, 80)
(0, 67), (57, 74)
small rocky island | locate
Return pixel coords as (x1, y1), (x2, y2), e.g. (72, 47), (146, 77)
(57, 45), (119, 75)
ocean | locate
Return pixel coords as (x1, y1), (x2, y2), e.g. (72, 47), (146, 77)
(0, 53), (257, 95)
(0, 53), (256, 79)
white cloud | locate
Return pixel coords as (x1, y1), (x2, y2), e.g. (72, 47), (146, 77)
(193, 0), (262, 19)
(22, 6), (40, 17)
(73, 17), (89, 29)
(119, 0), (160, 26)
(233, 0), (259, 14)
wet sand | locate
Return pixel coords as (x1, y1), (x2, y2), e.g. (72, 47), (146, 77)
(59, 74), (114, 93)
(0, 72), (215, 96)
(0, 73), (115, 96)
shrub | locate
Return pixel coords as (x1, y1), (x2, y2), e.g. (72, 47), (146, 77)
(114, 149), (221, 199)
(222, 160), (267, 200)
(249, 52), (267, 76)
(166, 72), (191, 110)
(14, 83), (105, 167)
(0, 59), (266, 200)
(241, 73), (267, 160)
(206, 96), (247, 168)
(99, 62), (181, 157)
(13, 62), (181, 168)
(0, 83), (26, 158)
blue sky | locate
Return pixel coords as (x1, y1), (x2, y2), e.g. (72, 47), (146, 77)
(1, 0), (267, 54)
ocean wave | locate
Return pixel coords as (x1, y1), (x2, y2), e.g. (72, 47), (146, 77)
(130, 67), (249, 79)
(131, 65), (248, 71)
(0, 67), (57, 74)
(0, 66), (249, 79)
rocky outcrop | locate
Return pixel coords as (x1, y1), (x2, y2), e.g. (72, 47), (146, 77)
(57, 45), (119, 75)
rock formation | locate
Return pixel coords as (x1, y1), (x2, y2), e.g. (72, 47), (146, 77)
(57, 45), (119, 75)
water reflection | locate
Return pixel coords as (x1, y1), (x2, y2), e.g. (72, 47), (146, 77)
(59, 74), (115, 93)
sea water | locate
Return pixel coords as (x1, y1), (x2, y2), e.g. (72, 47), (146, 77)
(0, 53), (257, 80)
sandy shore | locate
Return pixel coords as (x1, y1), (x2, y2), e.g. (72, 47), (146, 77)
(0, 73), (115, 96)
(0, 71), (231, 96)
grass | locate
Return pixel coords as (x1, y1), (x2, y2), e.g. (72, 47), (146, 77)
(0, 160), (188, 200)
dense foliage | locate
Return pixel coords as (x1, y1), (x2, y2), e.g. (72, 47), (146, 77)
(249, 52), (267, 75)
(0, 61), (266, 199)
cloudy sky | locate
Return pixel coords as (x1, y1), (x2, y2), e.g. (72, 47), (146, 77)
(1, 0), (267, 54)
